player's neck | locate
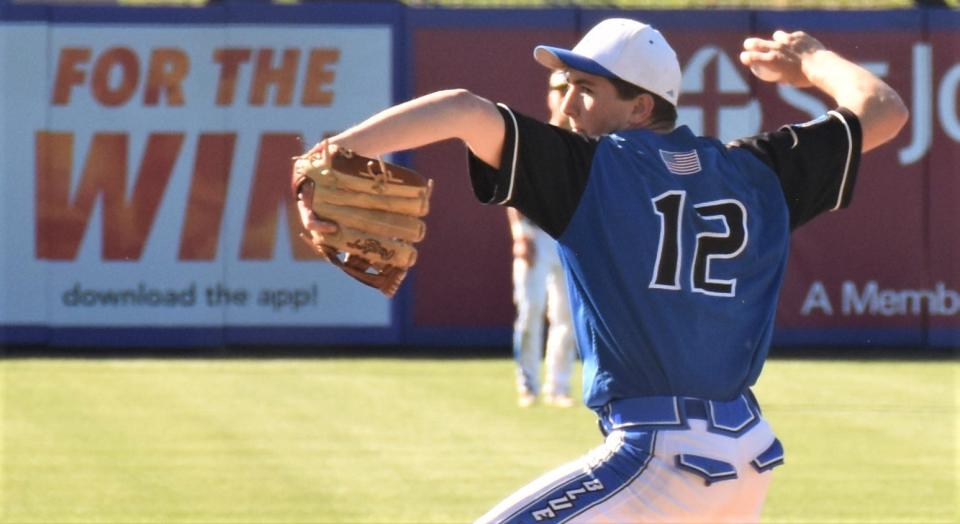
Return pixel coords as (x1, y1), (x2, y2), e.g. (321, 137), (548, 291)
(627, 121), (674, 134)
(652, 123), (675, 134)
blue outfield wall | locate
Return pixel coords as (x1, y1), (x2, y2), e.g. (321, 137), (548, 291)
(0, 1), (957, 349)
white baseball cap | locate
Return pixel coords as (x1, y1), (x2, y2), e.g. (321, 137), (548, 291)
(534, 18), (681, 106)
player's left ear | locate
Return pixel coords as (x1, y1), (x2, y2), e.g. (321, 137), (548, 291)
(627, 93), (656, 128)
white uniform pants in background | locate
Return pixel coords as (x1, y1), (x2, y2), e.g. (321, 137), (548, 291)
(512, 226), (576, 399)
(477, 393), (783, 523)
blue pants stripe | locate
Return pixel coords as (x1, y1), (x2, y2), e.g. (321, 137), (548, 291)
(497, 431), (657, 523)
(496, 466), (592, 523)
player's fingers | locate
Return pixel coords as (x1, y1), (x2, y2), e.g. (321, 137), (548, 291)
(739, 50), (777, 66)
(772, 30), (791, 43)
(313, 219), (339, 235)
(306, 139), (328, 155)
(297, 179), (315, 203)
(296, 200), (315, 227)
(742, 37), (774, 52)
(297, 200), (339, 235)
(309, 220), (339, 236)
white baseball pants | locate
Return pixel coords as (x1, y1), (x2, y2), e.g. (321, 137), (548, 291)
(477, 394), (783, 523)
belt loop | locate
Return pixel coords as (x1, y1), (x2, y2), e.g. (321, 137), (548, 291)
(706, 393), (760, 435)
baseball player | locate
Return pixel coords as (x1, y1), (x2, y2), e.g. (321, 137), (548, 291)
(510, 70), (577, 408)
(297, 18), (907, 523)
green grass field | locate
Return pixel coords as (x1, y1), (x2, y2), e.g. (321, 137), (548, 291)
(1, 353), (956, 523)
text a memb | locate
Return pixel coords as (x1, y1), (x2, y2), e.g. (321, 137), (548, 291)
(801, 280), (960, 317)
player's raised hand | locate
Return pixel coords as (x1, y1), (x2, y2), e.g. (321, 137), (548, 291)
(741, 30), (907, 152)
(739, 30), (825, 87)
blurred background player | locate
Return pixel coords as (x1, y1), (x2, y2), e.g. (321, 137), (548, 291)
(508, 71), (577, 408)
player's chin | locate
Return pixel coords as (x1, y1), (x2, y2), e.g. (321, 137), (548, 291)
(570, 121), (598, 137)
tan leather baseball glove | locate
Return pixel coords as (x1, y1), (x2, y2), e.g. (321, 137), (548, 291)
(292, 145), (433, 297)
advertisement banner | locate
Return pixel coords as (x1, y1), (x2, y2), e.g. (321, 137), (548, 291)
(1, 21), (395, 336)
(1, 6), (955, 349)
(926, 15), (960, 348)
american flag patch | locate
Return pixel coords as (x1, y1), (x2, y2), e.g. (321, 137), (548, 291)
(659, 149), (702, 175)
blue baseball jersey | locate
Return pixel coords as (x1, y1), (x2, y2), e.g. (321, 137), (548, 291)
(469, 106), (862, 411)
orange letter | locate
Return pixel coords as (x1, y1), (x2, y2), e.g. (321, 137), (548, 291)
(35, 131), (183, 260)
(213, 48), (251, 106)
(144, 48), (189, 106)
(240, 133), (318, 260)
(91, 47), (140, 107)
(104, 133), (183, 259)
(178, 133), (236, 260)
(250, 48), (299, 106)
(52, 47), (91, 105)
(36, 131), (82, 258)
(302, 48), (339, 106)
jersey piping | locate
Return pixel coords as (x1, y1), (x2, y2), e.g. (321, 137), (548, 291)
(827, 109), (854, 212)
(497, 103), (521, 205)
(783, 126), (799, 149)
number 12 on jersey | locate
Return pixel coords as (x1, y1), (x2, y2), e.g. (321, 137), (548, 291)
(650, 191), (748, 297)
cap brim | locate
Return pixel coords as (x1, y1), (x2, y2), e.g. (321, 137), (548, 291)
(534, 45), (618, 79)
